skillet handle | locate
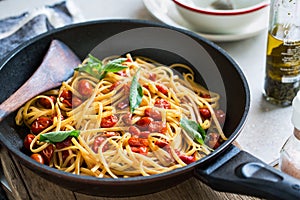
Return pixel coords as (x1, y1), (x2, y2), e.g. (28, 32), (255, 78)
(194, 145), (300, 200)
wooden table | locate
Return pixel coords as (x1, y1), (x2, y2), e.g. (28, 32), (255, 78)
(0, 146), (260, 200)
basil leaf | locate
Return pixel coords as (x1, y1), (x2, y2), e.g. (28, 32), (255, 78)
(75, 55), (128, 79)
(102, 58), (127, 72)
(129, 70), (143, 113)
(39, 130), (80, 143)
(75, 54), (103, 79)
(180, 117), (206, 145)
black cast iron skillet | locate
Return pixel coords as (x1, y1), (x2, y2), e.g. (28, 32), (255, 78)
(0, 20), (299, 200)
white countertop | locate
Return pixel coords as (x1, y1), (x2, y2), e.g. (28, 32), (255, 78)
(0, 0), (294, 165)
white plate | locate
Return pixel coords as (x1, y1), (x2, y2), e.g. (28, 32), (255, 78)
(143, 0), (269, 42)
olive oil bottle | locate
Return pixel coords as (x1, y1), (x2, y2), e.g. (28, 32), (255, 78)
(263, 0), (300, 106)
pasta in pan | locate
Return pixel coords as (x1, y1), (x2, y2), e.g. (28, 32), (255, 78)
(16, 54), (227, 178)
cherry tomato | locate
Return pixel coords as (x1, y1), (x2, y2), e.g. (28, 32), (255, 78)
(122, 113), (132, 125)
(77, 79), (94, 98)
(116, 70), (128, 77)
(200, 93), (211, 98)
(155, 140), (169, 148)
(24, 134), (35, 150)
(101, 115), (118, 128)
(55, 137), (72, 149)
(136, 117), (153, 129)
(72, 96), (83, 107)
(31, 117), (52, 134)
(148, 73), (156, 81)
(154, 99), (171, 109)
(42, 145), (54, 164)
(199, 108), (211, 120)
(206, 132), (221, 149)
(31, 153), (44, 164)
(129, 126), (141, 136)
(144, 108), (162, 120)
(93, 136), (109, 152)
(149, 121), (167, 134)
(139, 131), (150, 138)
(38, 96), (56, 109)
(131, 146), (148, 155)
(128, 136), (149, 147)
(60, 90), (72, 107)
(179, 154), (196, 164)
(156, 84), (168, 95)
(117, 99), (129, 109)
(109, 81), (120, 91)
(215, 109), (226, 124)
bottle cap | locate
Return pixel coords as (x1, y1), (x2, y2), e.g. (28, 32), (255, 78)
(292, 91), (300, 130)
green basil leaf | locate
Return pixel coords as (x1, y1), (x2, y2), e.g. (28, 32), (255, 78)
(102, 58), (128, 72)
(75, 54), (103, 79)
(39, 130), (80, 143)
(129, 70), (143, 113)
(180, 117), (206, 145)
(75, 55), (127, 79)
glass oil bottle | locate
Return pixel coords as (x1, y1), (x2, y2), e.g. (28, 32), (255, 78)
(264, 0), (300, 106)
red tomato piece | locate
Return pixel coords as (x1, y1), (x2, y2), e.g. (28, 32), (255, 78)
(31, 153), (44, 164)
(122, 113), (132, 125)
(38, 96), (56, 109)
(154, 99), (171, 109)
(31, 117), (52, 134)
(77, 79), (94, 98)
(199, 108), (211, 120)
(128, 136), (149, 147)
(41, 145), (54, 164)
(24, 134), (35, 150)
(135, 117), (154, 128)
(149, 121), (167, 134)
(131, 146), (148, 155)
(101, 115), (118, 128)
(156, 84), (168, 95)
(144, 108), (162, 120)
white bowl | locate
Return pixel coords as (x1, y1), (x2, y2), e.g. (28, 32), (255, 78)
(172, 0), (270, 34)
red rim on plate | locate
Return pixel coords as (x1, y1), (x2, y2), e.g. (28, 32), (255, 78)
(172, 0), (270, 16)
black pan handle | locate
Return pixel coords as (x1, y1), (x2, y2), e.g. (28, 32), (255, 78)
(194, 145), (300, 200)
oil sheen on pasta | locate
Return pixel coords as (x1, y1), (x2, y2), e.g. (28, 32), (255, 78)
(16, 54), (227, 178)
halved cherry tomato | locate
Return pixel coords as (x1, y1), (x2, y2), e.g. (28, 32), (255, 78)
(155, 140), (169, 148)
(148, 73), (156, 81)
(60, 90), (72, 107)
(154, 99), (171, 109)
(128, 136), (149, 147)
(136, 117), (153, 128)
(38, 96), (56, 109)
(129, 126), (141, 136)
(93, 136), (109, 152)
(144, 108), (162, 120)
(122, 113), (132, 125)
(156, 84), (168, 95)
(31, 117), (52, 134)
(131, 146), (148, 155)
(101, 115), (118, 128)
(42, 145), (54, 164)
(149, 121), (167, 134)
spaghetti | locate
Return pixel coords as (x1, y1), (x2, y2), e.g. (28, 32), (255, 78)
(16, 54), (227, 178)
